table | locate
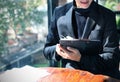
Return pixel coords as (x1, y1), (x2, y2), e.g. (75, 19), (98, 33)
(0, 65), (119, 82)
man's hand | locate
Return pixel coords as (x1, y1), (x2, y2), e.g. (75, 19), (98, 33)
(56, 44), (81, 62)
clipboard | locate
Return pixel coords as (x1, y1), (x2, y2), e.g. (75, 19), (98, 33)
(59, 39), (103, 55)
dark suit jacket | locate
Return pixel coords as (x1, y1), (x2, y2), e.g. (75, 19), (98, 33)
(43, 1), (120, 79)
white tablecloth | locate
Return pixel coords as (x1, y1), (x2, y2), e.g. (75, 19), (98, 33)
(0, 65), (50, 82)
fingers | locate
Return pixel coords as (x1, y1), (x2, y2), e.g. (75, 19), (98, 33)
(67, 47), (78, 53)
(56, 44), (68, 58)
(56, 44), (81, 61)
(57, 44), (70, 54)
(56, 44), (61, 54)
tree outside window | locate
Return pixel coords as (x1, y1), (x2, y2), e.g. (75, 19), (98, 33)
(0, 0), (47, 57)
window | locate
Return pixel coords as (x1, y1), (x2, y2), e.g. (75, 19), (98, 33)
(0, 0), (48, 71)
(98, 0), (120, 11)
(98, 0), (120, 30)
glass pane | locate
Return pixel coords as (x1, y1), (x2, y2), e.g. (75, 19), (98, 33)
(59, 0), (67, 5)
(0, 0), (48, 71)
(116, 14), (120, 29)
(99, 0), (120, 11)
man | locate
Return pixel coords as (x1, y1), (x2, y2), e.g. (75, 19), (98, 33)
(43, 0), (120, 79)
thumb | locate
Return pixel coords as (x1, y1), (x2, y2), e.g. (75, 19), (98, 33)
(67, 47), (77, 52)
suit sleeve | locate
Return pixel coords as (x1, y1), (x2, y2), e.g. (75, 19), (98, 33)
(98, 13), (120, 69)
(43, 8), (62, 61)
(79, 12), (120, 74)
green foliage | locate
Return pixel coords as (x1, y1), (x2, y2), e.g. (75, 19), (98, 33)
(104, 0), (117, 10)
(104, 0), (120, 29)
(116, 15), (120, 29)
(0, 0), (46, 56)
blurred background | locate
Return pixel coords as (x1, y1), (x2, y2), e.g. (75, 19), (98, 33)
(0, 0), (120, 72)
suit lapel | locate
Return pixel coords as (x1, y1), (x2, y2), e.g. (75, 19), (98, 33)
(81, 17), (96, 39)
(57, 7), (75, 39)
(65, 7), (75, 38)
